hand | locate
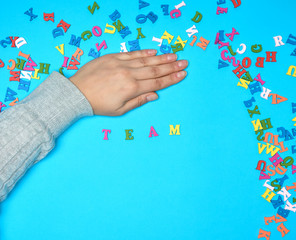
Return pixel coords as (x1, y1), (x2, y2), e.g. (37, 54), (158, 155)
(69, 49), (188, 116)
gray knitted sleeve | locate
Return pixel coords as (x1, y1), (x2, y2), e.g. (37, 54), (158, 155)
(0, 71), (94, 202)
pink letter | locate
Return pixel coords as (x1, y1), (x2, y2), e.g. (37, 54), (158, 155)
(102, 129), (111, 140)
(149, 126), (159, 138)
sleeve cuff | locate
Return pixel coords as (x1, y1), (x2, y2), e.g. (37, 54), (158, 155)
(20, 71), (94, 138)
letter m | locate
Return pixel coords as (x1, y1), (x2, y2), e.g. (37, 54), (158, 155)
(170, 125), (180, 135)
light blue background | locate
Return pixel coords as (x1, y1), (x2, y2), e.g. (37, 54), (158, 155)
(1, 0), (296, 239)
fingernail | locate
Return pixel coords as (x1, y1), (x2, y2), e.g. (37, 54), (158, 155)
(178, 60), (188, 68)
(148, 49), (157, 55)
(146, 94), (158, 102)
(167, 54), (177, 61)
(176, 71), (187, 78)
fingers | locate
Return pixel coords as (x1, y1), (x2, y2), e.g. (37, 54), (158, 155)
(120, 69), (186, 114)
(117, 49), (157, 60)
(119, 92), (158, 114)
(133, 60), (188, 80)
(126, 53), (177, 68)
(137, 71), (187, 94)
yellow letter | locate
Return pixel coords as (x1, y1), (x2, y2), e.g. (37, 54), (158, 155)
(169, 125), (180, 135)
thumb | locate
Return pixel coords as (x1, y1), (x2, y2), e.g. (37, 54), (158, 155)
(120, 92), (158, 114)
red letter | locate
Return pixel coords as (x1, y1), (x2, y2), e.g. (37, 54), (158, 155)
(256, 57), (265, 68)
(266, 51), (277, 62)
(233, 65), (246, 78)
(231, 0), (241, 8)
(57, 19), (71, 33)
(43, 13), (54, 22)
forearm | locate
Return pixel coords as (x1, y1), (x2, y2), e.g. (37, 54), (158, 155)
(0, 71), (93, 202)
